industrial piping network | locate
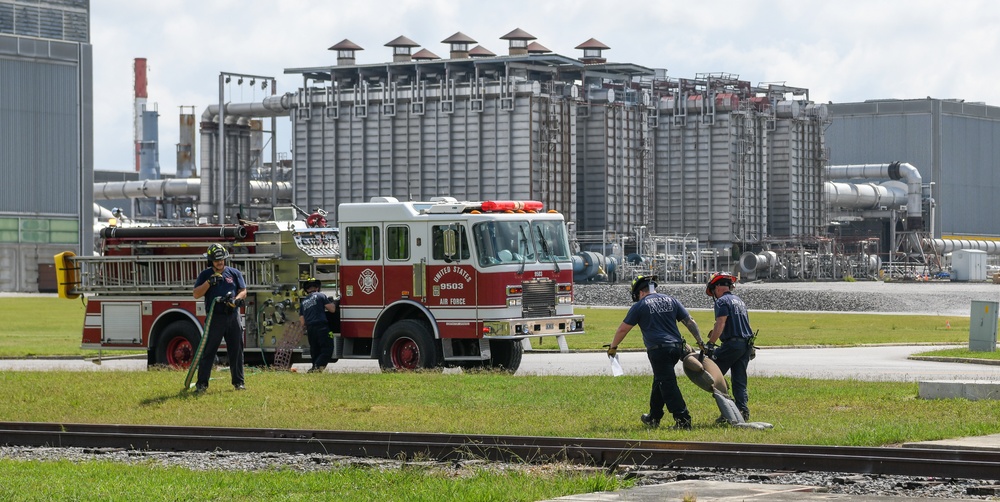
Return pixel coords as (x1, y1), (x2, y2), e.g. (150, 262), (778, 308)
(95, 93), (1000, 282)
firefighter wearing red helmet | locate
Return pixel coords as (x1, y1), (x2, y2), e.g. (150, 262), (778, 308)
(192, 243), (247, 393)
(705, 272), (755, 423)
(607, 275), (704, 430)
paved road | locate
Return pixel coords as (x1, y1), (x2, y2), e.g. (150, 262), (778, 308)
(4, 345), (999, 382)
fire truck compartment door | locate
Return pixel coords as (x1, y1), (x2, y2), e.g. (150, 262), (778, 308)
(102, 302), (142, 344)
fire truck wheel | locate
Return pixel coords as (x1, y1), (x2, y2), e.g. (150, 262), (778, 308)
(155, 321), (200, 368)
(488, 339), (523, 373)
(379, 320), (439, 371)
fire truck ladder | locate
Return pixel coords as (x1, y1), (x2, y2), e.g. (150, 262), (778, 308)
(65, 255), (280, 295)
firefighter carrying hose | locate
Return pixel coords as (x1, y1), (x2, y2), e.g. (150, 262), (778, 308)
(607, 275), (704, 430)
(192, 243), (247, 393)
(705, 272), (754, 422)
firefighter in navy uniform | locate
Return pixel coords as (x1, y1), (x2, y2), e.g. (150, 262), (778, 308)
(298, 277), (338, 373)
(607, 275), (703, 430)
(192, 243), (247, 393)
(705, 272), (754, 422)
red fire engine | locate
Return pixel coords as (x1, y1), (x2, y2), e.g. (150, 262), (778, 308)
(55, 197), (584, 371)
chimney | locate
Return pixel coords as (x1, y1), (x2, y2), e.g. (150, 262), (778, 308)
(442, 31), (477, 59)
(328, 39), (364, 66)
(385, 35), (420, 62)
(575, 38), (609, 64)
(500, 28), (535, 56)
(133, 57), (148, 172)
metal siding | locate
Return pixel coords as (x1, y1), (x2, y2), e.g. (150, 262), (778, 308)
(652, 107), (767, 246)
(292, 82), (573, 224)
(0, 55), (80, 215)
(939, 113), (1000, 236)
(828, 99), (1000, 238)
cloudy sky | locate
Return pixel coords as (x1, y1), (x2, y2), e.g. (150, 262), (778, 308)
(90, 0), (1000, 174)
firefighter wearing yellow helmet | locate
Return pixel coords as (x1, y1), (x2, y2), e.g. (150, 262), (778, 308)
(192, 243), (247, 393)
(705, 272), (755, 423)
(607, 275), (704, 430)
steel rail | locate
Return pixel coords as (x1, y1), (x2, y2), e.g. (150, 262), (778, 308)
(1, 422), (998, 480)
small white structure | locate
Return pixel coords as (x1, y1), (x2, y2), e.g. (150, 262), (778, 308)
(952, 249), (988, 281)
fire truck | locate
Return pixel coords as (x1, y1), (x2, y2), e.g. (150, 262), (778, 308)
(55, 197), (585, 372)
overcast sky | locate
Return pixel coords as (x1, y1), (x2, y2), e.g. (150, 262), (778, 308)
(90, 0), (1000, 175)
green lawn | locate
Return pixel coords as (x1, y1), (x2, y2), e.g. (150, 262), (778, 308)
(4, 297), (972, 357)
(2, 296), (997, 500)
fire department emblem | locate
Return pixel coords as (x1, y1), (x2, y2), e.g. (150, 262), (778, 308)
(358, 268), (378, 294)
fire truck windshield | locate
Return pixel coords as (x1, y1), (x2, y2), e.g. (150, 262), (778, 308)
(473, 219), (570, 267)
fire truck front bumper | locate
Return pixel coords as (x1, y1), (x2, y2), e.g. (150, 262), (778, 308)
(482, 315), (585, 339)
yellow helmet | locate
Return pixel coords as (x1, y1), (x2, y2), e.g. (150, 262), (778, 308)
(630, 275), (658, 302)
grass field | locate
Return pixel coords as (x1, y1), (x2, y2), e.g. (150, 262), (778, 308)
(0, 298), (975, 356)
(2, 296), (997, 500)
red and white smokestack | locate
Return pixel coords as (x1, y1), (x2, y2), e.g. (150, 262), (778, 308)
(133, 57), (148, 172)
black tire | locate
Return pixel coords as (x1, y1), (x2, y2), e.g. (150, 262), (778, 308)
(378, 320), (438, 371)
(488, 339), (523, 373)
(154, 321), (200, 368)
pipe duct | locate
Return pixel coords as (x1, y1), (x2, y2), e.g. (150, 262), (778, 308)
(923, 239), (1000, 255)
(94, 179), (292, 201)
(739, 250), (777, 274)
(824, 181), (907, 211)
(826, 162), (923, 229)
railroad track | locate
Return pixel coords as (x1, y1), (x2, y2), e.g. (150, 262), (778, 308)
(2, 421), (999, 480)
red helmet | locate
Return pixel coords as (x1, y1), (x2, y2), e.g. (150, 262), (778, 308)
(706, 272), (736, 296)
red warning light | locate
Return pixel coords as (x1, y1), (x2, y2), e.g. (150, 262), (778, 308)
(481, 200), (544, 212)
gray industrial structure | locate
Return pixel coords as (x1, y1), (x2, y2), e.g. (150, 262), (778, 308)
(0, 0), (92, 292)
(827, 98), (1000, 240)
(282, 32), (829, 262)
(8, 16), (1000, 291)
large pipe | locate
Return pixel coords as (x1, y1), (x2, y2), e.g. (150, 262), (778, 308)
(93, 179), (292, 201)
(100, 225), (247, 240)
(200, 93), (294, 122)
(739, 250), (777, 274)
(923, 239), (1000, 255)
(826, 162), (923, 229)
(824, 181), (907, 211)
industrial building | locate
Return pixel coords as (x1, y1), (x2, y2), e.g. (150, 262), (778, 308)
(8, 16), (1000, 291)
(827, 98), (1000, 241)
(276, 30), (828, 283)
(0, 0), (92, 292)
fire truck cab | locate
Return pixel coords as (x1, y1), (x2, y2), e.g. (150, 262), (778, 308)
(55, 197), (584, 372)
(337, 196), (583, 371)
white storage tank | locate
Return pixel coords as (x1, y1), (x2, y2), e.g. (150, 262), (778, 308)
(952, 249), (988, 281)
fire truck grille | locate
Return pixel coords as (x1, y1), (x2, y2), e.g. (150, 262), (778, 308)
(522, 279), (556, 318)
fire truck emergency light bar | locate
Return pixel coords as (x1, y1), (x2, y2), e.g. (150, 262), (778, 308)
(479, 200), (544, 212)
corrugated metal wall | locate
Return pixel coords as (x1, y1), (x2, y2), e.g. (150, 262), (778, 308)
(651, 102), (768, 246)
(827, 98), (1000, 238)
(0, 58), (80, 214)
(0, 0), (92, 291)
(576, 102), (649, 233)
(292, 81), (576, 224)
(767, 103), (827, 238)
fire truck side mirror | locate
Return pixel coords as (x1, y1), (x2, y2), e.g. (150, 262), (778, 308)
(443, 227), (457, 262)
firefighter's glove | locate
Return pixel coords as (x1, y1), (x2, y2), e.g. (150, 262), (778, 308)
(235, 298), (245, 308)
(604, 344), (617, 357)
(209, 274), (222, 286)
(703, 342), (717, 358)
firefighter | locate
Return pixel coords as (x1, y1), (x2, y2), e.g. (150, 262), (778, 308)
(192, 243), (247, 393)
(607, 275), (703, 430)
(298, 277), (338, 373)
(705, 272), (754, 422)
